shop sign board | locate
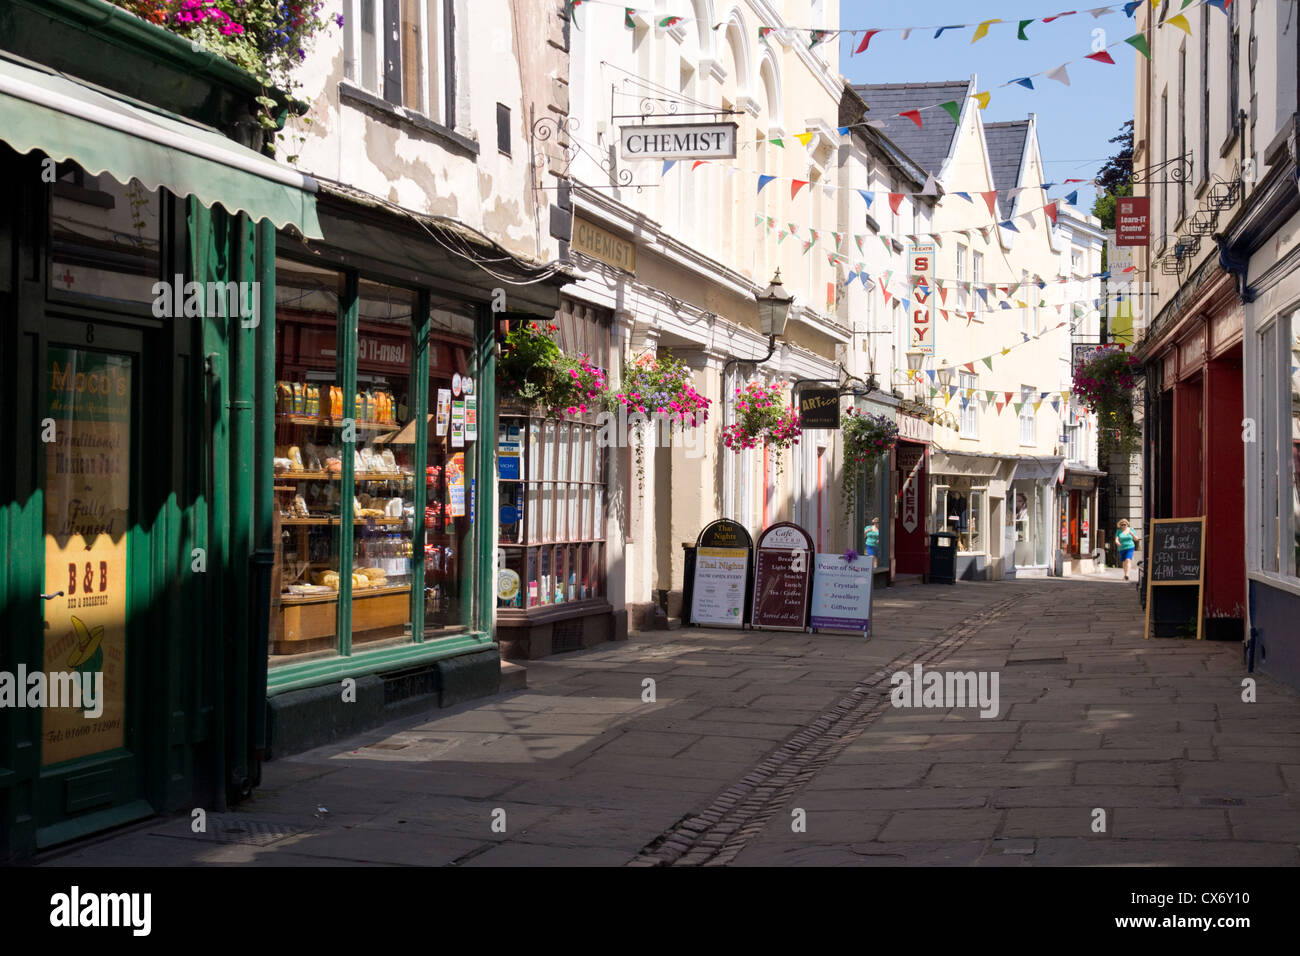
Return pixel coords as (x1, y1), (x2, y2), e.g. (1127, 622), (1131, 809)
(620, 122), (737, 160)
(751, 522), (815, 630)
(692, 547), (749, 627)
(1144, 517), (1205, 640)
(908, 243), (936, 355)
(572, 217), (637, 274)
(797, 389), (840, 429)
(1115, 196), (1150, 247)
(809, 552), (874, 635)
(897, 444), (925, 535)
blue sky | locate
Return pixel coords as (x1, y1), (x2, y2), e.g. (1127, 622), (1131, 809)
(837, 1), (1138, 208)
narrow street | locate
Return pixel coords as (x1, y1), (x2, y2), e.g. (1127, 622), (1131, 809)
(44, 576), (1300, 867)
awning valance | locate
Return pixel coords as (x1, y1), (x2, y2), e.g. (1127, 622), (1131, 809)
(929, 449), (1009, 479)
(1007, 455), (1065, 483)
(0, 53), (322, 238)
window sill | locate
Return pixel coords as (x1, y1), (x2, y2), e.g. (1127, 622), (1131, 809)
(1219, 126), (1240, 159)
(339, 81), (479, 158)
(1248, 569), (1300, 600)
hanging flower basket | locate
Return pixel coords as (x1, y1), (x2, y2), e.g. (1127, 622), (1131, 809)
(722, 381), (801, 475)
(1071, 346), (1142, 460)
(840, 408), (899, 525)
(608, 352), (710, 492)
(497, 321), (606, 417)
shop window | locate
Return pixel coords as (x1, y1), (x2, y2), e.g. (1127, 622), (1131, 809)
(496, 304), (610, 609)
(936, 481), (986, 555)
(972, 251), (983, 319)
(1257, 313), (1300, 580)
(49, 164), (160, 304)
(956, 243), (968, 312)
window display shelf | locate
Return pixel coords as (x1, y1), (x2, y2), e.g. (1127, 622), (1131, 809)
(281, 584), (410, 607)
(276, 413), (399, 433)
(274, 471), (413, 482)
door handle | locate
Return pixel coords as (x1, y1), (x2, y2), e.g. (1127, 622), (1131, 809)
(41, 591), (64, 601)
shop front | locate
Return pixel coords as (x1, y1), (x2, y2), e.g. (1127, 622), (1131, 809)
(850, 395), (898, 588)
(1138, 270), (1245, 638)
(1006, 456), (1064, 578)
(928, 450), (1015, 581)
(0, 2), (321, 859)
(1058, 466), (1105, 575)
(893, 412), (932, 579)
(262, 184), (568, 751)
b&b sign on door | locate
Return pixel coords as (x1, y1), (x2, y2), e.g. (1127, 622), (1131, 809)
(909, 243), (935, 356)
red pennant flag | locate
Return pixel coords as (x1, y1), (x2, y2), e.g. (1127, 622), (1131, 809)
(938, 285), (949, 304)
(888, 193), (904, 214)
(791, 179), (809, 199)
(1042, 11), (1075, 23)
(1044, 201), (1058, 226)
(1085, 50), (1115, 65)
(981, 191), (998, 215)
(1004, 391), (1014, 404)
(854, 29), (882, 55)
(691, 160), (708, 170)
(899, 109), (923, 128)
(996, 401), (1005, 415)
(879, 278), (892, 304)
(962, 362), (975, 374)
(940, 309), (949, 322)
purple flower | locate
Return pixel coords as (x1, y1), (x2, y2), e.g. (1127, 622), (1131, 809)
(842, 548), (859, 563)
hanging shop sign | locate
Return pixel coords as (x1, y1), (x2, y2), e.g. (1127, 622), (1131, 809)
(809, 552), (874, 636)
(572, 216), (637, 274)
(1115, 196), (1150, 247)
(797, 388), (840, 429)
(620, 122), (737, 160)
(908, 243), (936, 355)
(751, 522), (815, 630)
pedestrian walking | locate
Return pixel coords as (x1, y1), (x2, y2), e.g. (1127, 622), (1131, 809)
(864, 517), (880, 561)
(1114, 519), (1137, 581)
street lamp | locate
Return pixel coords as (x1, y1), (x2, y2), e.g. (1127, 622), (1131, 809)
(937, 363), (954, 390)
(756, 269), (794, 339)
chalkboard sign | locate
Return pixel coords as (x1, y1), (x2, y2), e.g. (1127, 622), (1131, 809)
(751, 522), (815, 630)
(1145, 516), (1206, 640)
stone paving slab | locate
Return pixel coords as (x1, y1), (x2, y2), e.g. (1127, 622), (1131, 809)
(39, 576), (1300, 868)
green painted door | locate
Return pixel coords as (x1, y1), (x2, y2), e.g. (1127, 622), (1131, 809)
(34, 319), (152, 843)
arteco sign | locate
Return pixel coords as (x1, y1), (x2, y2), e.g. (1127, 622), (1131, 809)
(621, 122), (737, 160)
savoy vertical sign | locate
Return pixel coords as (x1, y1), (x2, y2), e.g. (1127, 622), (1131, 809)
(909, 243), (935, 355)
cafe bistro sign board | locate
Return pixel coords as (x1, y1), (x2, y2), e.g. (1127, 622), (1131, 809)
(751, 522), (815, 631)
(691, 519), (753, 629)
(620, 122), (738, 160)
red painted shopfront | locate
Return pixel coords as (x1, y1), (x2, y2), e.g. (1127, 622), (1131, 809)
(1140, 274), (1246, 639)
(894, 412), (932, 578)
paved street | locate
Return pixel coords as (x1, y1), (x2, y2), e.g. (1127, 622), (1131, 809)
(44, 575), (1300, 867)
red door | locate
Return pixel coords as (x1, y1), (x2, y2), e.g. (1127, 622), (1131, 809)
(894, 441), (929, 574)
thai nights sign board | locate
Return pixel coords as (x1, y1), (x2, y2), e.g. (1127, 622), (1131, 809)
(751, 522), (815, 630)
(690, 519), (754, 629)
(809, 552), (875, 635)
(908, 243), (935, 355)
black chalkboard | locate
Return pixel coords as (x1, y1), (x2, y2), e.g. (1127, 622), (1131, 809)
(1145, 517), (1206, 640)
(1148, 519), (1204, 582)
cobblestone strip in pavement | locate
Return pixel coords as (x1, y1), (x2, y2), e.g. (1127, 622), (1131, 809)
(629, 596), (1021, 867)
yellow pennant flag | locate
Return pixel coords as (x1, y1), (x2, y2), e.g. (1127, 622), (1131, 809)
(1166, 13), (1191, 35)
(1033, 400), (1043, 412)
(795, 131), (815, 146)
(972, 19), (1001, 43)
(973, 90), (991, 110)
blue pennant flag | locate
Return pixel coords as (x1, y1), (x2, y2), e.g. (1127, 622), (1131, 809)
(977, 288), (989, 305)
(1065, 190), (1078, 206)
(1012, 77), (1034, 90)
(757, 174), (776, 194)
(1000, 219), (1019, 232)
(926, 369), (936, 382)
(934, 24), (963, 38)
(955, 191), (972, 202)
(662, 160), (677, 175)
(999, 301), (1012, 310)
(858, 189), (874, 208)
(860, 272), (870, 289)
(1123, 1), (1141, 16)
(901, 299), (910, 312)
(837, 126), (850, 136)
(1022, 333), (1030, 342)
(844, 272), (857, 286)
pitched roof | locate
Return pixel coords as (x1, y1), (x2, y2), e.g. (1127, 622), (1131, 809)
(983, 120), (1031, 218)
(849, 81), (969, 178)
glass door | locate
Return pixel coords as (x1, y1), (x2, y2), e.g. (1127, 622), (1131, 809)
(35, 320), (148, 831)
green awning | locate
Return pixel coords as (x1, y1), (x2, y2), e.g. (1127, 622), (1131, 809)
(0, 53), (322, 238)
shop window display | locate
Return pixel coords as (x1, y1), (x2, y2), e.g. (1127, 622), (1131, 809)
(935, 481), (986, 554)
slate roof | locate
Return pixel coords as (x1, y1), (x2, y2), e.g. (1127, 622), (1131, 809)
(983, 120), (1031, 219)
(850, 81), (970, 179)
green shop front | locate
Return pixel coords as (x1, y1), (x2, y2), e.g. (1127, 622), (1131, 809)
(0, 0), (554, 861)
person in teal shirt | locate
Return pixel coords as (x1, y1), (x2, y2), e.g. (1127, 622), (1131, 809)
(1114, 519), (1136, 581)
(863, 517), (880, 561)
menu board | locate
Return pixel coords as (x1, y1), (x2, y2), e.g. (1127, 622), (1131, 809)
(751, 522), (814, 630)
(1145, 516), (1206, 640)
(809, 552), (875, 635)
(691, 547), (749, 628)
